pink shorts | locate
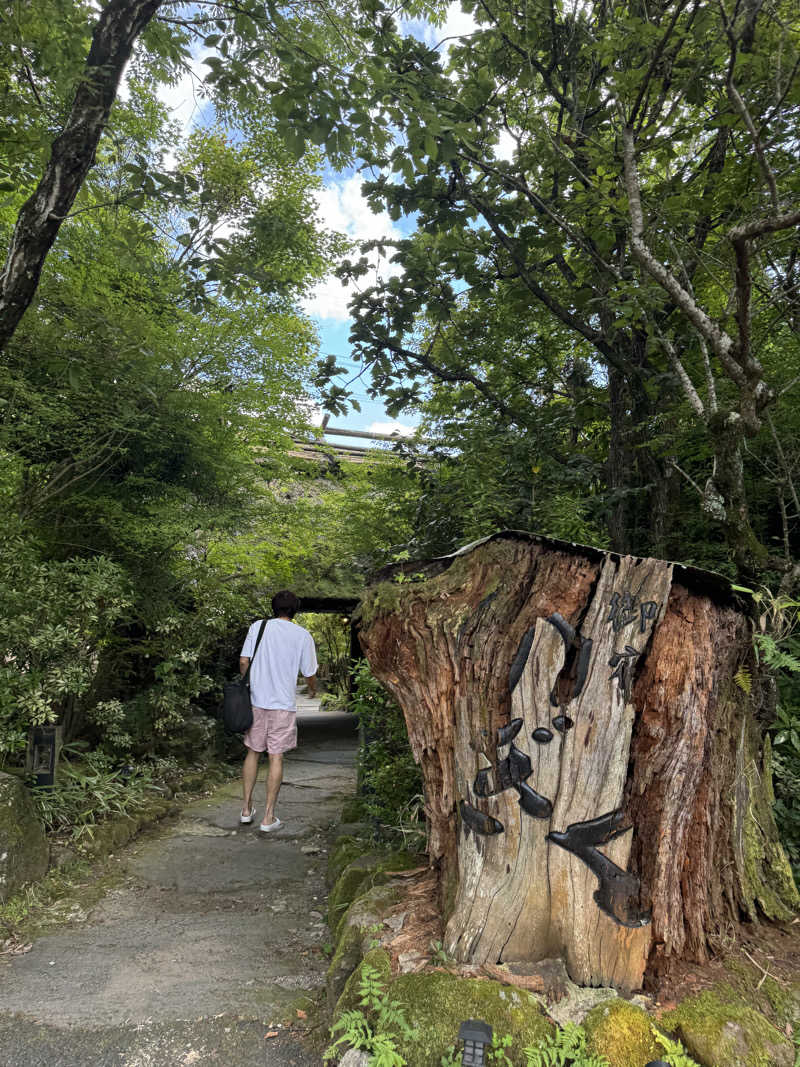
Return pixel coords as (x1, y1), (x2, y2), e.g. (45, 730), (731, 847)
(244, 707), (297, 754)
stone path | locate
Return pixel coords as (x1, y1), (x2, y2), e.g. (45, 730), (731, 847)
(0, 706), (358, 1066)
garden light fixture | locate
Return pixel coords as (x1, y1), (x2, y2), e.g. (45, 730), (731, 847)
(458, 1019), (493, 1066)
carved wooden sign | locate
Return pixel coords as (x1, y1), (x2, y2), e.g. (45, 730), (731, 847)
(359, 533), (798, 992)
(450, 553), (671, 990)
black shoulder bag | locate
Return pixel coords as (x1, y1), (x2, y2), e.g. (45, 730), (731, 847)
(222, 619), (267, 733)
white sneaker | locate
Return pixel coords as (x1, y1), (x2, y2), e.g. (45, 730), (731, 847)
(240, 808), (256, 825)
(259, 817), (283, 833)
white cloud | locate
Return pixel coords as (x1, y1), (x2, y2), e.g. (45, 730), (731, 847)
(369, 421), (418, 437)
(303, 175), (403, 323)
(156, 51), (213, 142)
(439, 1), (478, 43)
(400, 1), (477, 49)
(495, 128), (516, 162)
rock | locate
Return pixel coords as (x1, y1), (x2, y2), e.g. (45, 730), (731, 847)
(661, 987), (794, 1067)
(327, 849), (420, 932)
(383, 911), (406, 934)
(336, 954), (554, 1067)
(547, 981), (619, 1026)
(0, 771), (48, 902)
(325, 881), (405, 1010)
(301, 845), (321, 855)
(339, 1049), (370, 1066)
(326, 835), (371, 889)
(583, 998), (661, 1066)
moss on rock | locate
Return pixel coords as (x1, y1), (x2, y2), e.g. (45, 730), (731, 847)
(336, 947), (394, 1015)
(583, 999), (661, 1067)
(327, 836), (372, 890)
(327, 849), (419, 931)
(334, 953), (552, 1066)
(384, 970), (553, 1066)
(0, 771), (49, 902)
(327, 924), (366, 1014)
(326, 881), (405, 1011)
(661, 986), (793, 1067)
(738, 728), (799, 923)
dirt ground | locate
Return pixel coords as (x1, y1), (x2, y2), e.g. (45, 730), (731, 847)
(0, 708), (358, 1067)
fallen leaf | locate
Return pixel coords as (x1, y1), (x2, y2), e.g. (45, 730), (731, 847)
(265, 1031), (279, 1039)
(296, 1009), (307, 1019)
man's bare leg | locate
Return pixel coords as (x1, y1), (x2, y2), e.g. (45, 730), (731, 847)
(242, 748), (260, 815)
(263, 752), (284, 824)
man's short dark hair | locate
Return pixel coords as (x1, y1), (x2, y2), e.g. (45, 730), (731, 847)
(272, 590), (300, 618)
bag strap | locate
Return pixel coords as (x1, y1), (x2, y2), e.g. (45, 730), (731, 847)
(242, 619), (267, 684)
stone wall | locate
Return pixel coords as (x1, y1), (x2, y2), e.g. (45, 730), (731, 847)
(0, 771), (49, 902)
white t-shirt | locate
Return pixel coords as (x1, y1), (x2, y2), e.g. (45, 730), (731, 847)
(240, 618), (318, 712)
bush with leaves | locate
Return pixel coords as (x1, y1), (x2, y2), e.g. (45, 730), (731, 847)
(0, 533), (132, 762)
(350, 661), (424, 843)
(32, 744), (160, 840)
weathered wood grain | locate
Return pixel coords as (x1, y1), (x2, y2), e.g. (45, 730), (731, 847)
(359, 533), (798, 991)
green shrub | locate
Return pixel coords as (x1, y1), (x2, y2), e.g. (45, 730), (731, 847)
(0, 536), (131, 762)
(32, 744), (160, 839)
(350, 661), (424, 845)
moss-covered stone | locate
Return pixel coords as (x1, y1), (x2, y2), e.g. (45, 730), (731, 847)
(0, 771), (49, 902)
(583, 999), (661, 1067)
(326, 881), (405, 1011)
(383, 970), (553, 1066)
(79, 798), (176, 860)
(739, 732), (799, 922)
(327, 849), (419, 930)
(335, 954), (552, 1066)
(327, 835), (372, 890)
(661, 987), (794, 1067)
(328, 924), (366, 1014)
(760, 979), (800, 1029)
(336, 947), (394, 1015)
(722, 957), (800, 1031)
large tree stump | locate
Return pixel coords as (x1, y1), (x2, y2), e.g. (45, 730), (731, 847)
(358, 533), (798, 992)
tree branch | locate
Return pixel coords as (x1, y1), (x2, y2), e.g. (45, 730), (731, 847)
(727, 79), (778, 212)
(0, 0), (166, 353)
(621, 125), (743, 383)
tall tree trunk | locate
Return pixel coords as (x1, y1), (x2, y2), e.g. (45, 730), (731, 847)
(606, 365), (633, 553)
(0, 0), (164, 353)
(359, 533), (798, 992)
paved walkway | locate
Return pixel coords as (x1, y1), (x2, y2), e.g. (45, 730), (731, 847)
(0, 706), (358, 1066)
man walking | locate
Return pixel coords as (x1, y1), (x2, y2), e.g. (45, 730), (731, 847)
(239, 590), (318, 832)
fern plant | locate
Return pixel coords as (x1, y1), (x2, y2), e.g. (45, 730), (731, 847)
(324, 962), (417, 1066)
(652, 1026), (700, 1066)
(523, 1023), (609, 1066)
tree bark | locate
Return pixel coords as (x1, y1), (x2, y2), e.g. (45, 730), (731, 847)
(0, 0), (164, 353)
(359, 532), (798, 992)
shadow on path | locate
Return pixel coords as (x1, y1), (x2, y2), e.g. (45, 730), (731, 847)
(0, 706), (357, 1066)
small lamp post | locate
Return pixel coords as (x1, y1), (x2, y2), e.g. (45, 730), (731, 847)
(25, 724), (62, 788)
(458, 1019), (493, 1066)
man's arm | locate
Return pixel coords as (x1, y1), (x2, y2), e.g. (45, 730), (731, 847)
(240, 656), (250, 676)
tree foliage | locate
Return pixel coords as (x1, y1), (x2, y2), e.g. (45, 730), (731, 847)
(0, 3), (375, 761)
(274, 0), (800, 580)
